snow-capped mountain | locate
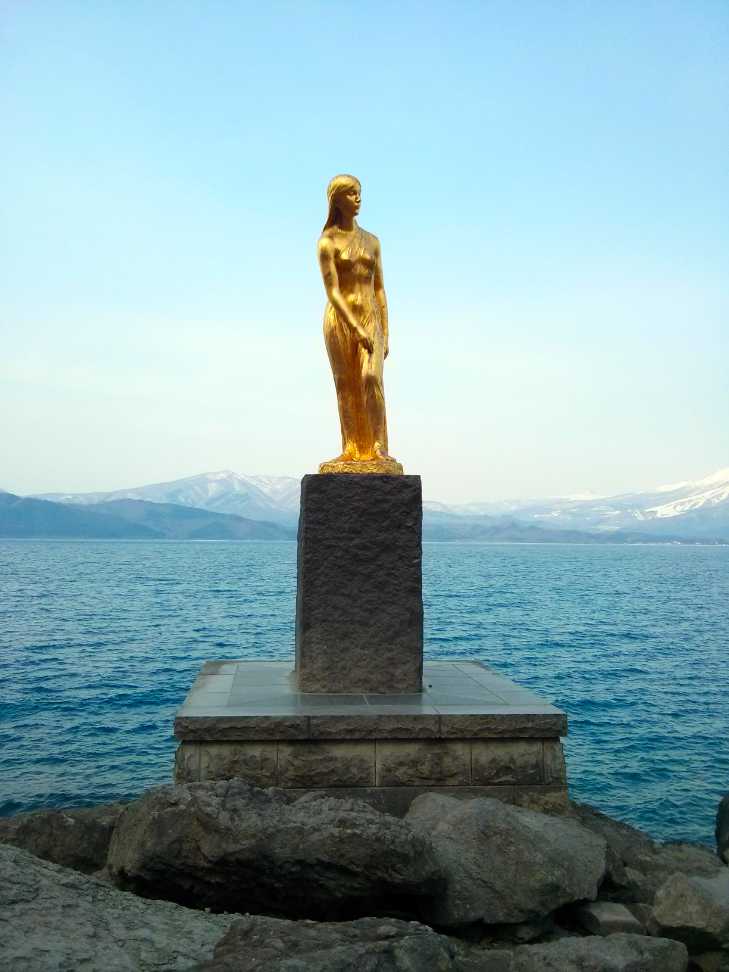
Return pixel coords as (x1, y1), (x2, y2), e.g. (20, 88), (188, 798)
(37, 471), (301, 526)
(644, 468), (729, 519)
(34, 466), (729, 540)
(425, 467), (729, 540)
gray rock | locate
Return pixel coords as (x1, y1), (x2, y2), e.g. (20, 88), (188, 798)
(717, 794), (729, 865)
(510, 933), (688, 971)
(193, 914), (467, 971)
(653, 870), (729, 951)
(107, 781), (442, 918)
(567, 803), (655, 889)
(569, 803), (725, 903)
(192, 925), (691, 972)
(454, 952), (516, 972)
(406, 793), (606, 927)
(295, 473), (423, 694)
(688, 953), (729, 972)
(626, 903), (660, 936)
(0, 801), (125, 874)
(480, 918), (556, 945)
(0, 843), (234, 971)
(576, 901), (644, 936)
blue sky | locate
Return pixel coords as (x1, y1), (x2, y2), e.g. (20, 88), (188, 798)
(2, 1), (727, 502)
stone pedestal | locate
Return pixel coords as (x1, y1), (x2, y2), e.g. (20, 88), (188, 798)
(295, 474), (423, 694)
(173, 472), (572, 811)
(174, 660), (569, 816)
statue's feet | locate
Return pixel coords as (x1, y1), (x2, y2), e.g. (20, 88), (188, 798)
(373, 441), (396, 462)
(319, 453), (404, 476)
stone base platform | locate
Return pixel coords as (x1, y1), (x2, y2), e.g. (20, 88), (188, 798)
(174, 660), (568, 816)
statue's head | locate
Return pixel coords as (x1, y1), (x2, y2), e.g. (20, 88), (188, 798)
(323, 174), (361, 230)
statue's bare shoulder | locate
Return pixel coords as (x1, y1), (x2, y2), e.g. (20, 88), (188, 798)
(359, 227), (380, 251)
(318, 231), (337, 255)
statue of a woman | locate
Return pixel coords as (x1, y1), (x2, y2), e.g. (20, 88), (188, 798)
(317, 175), (403, 475)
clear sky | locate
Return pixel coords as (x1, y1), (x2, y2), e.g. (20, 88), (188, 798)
(2, 1), (728, 503)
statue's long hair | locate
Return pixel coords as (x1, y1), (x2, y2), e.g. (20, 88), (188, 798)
(322, 174), (360, 232)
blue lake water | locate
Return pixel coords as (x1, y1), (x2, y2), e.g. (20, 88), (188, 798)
(1, 540), (727, 846)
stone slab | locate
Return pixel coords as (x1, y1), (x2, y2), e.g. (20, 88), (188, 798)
(175, 660), (567, 740)
(544, 739), (568, 784)
(278, 741), (375, 787)
(309, 713), (442, 739)
(294, 474), (423, 694)
(439, 710), (567, 738)
(472, 739), (544, 785)
(198, 742), (278, 785)
(375, 740), (471, 786)
(175, 715), (311, 741)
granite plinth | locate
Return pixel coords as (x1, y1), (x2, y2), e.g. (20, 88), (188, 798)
(174, 660), (569, 814)
(295, 474), (423, 694)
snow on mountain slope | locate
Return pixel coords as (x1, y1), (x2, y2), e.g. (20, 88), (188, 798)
(645, 467), (729, 518)
(421, 467), (729, 539)
(37, 471), (301, 525)
(459, 467), (729, 538)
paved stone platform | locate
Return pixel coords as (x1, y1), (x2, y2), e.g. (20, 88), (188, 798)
(174, 660), (568, 814)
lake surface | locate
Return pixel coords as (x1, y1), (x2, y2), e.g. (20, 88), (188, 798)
(1, 540), (727, 845)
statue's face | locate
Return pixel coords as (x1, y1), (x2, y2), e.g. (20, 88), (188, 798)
(336, 185), (361, 219)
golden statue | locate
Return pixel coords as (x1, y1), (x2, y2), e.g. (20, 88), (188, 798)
(317, 175), (403, 475)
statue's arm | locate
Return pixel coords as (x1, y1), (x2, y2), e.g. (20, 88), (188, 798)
(373, 238), (389, 359)
(318, 236), (373, 352)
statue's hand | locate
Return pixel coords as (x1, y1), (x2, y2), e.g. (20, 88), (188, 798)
(355, 328), (374, 354)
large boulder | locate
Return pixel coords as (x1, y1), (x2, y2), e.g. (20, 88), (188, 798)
(107, 782), (442, 918)
(653, 869), (729, 951)
(0, 801), (125, 874)
(406, 793), (606, 927)
(620, 843), (726, 905)
(567, 803), (655, 889)
(193, 914), (471, 971)
(570, 803), (725, 903)
(717, 794), (729, 865)
(510, 933), (688, 971)
(0, 843), (235, 971)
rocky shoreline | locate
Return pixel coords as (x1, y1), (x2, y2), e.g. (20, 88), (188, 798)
(1, 782), (727, 971)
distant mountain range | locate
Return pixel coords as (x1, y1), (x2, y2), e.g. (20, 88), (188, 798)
(0, 492), (293, 541)
(39, 471), (302, 527)
(12, 466), (728, 543)
(424, 467), (729, 542)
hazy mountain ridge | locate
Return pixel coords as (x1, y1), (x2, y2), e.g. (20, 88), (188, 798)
(39, 471), (301, 526)
(28, 466), (729, 542)
(0, 493), (159, 539)
(454, 467), (729, 540)
(420, 510), (702, 544)
(0, 493), (294, 540)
